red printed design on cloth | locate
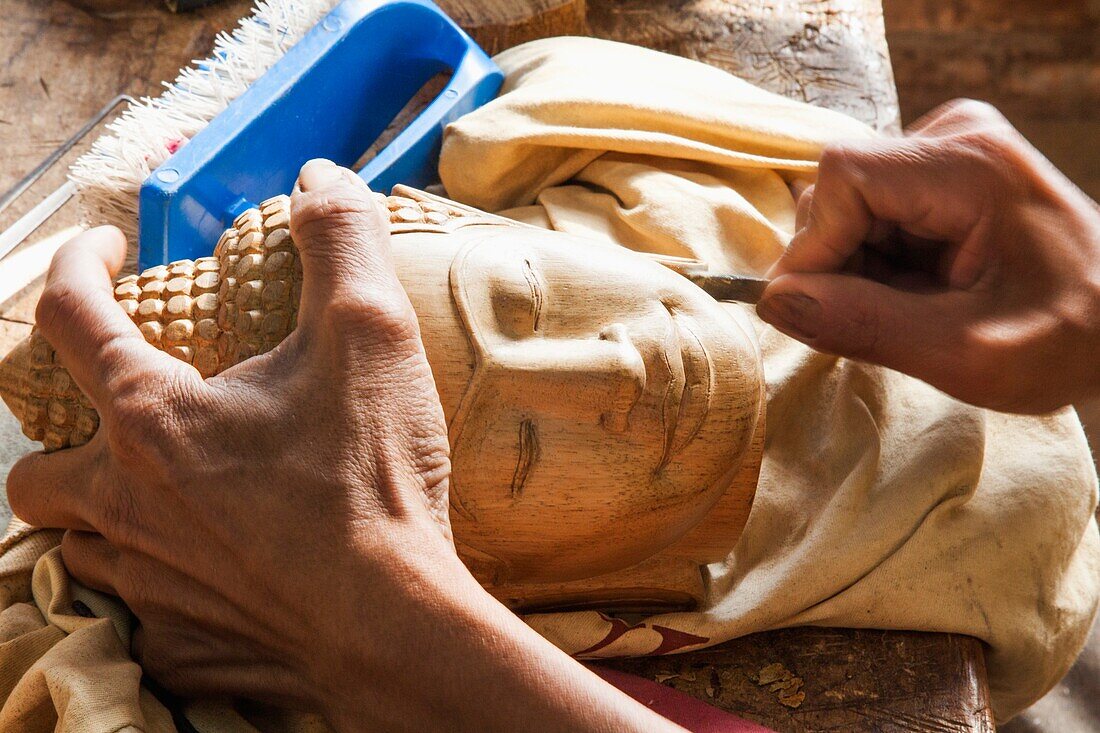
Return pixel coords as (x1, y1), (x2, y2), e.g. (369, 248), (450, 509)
(575, 612), (710, 658)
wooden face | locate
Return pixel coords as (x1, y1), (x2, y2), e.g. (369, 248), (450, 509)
(392, 224), (762, 585)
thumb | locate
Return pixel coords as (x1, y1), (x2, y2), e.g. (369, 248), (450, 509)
(289, 159), (408, 331)
(757, 273), (973, 389)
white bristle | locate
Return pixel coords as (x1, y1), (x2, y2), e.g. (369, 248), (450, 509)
(69, 0), (340, 269)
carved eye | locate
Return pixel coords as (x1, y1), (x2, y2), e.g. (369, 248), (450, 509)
(521, 259), (544, 332)
(510, 418), (539, 499)
(491, 259), (545, 336)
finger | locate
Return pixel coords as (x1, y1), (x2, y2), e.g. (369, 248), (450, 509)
(904, 99), (968, 135)
(757, 272), (974, 390)
(794, 184), (814, 231)
(778, 185), (868, 275)
(61, 530), (120, 596)
(792, 183), (901, 253)
(7, 443), (99, 532)
(789, 177), (811, 199)
(768, 144), (877, 277)
(906, 98), (1008, 140)
(289, 159), (412, 332)
(35, 227), (179, 408)
(769, 138), (988, 279)
(791, 185), (893, 273)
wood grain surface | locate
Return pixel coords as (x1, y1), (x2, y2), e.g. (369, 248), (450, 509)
(439, 0), (586, 56)
(587, 0), (901, 132)
(0, 3), (988, 732)
(602, 627), (995, 732)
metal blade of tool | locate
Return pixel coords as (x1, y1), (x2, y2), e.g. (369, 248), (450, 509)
(0, 94), (135, 262)
(0, 181), (76, 262)
(684, 273), (769, 304)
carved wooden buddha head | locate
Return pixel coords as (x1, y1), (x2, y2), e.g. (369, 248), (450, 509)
(385, 190), (763, 597)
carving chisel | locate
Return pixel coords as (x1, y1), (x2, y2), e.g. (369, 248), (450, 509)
(684, 273), (769, 305)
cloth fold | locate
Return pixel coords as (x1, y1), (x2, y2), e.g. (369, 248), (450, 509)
(0, 36), (1096, 730)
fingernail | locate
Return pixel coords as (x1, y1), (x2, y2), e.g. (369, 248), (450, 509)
(757, 292), (822, 340)
(298, 159), (342, 191)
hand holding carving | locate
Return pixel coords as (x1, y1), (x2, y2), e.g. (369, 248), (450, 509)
(4, 160), (458, 716)
(761, 100), (1100, 413)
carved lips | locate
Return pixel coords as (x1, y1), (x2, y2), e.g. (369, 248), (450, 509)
(657, 307), (714, 470)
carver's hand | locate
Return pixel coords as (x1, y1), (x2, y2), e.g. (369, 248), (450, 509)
(8, 159), (452, 713)
(759, 100), (1100, 413)
(6, 161), (678, 733)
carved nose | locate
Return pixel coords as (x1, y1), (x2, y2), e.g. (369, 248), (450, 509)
(493, 326), (646, 429)
(597, 324), (646, 433)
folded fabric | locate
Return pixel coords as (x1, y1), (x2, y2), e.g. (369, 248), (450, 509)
(440, 37), (1100, 722)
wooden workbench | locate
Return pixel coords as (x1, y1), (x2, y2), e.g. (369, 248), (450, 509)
(0, 2), (990, 731)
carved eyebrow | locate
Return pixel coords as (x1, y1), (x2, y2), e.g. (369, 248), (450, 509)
(510, 418), (539, 499)
(521, 259), (544, 332)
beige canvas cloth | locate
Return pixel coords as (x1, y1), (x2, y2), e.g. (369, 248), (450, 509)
(0, 36), (1097, 730)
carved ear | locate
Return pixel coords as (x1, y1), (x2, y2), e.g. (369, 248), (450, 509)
(389, 185), (528, 234)
(390, 184), (483, 216)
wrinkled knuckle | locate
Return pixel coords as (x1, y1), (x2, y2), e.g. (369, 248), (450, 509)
(943, 136), (1023, 197)
(943, 104), (1023, 162)
(107, 393), (158, 445)
(818, 142), (886, 193)
(105, 391), (176, 471)
(324, 291), (420, 346)
(291, 191), (384, 241)
(818, 144), (860, 176)
(34, 284), (83, 339)
(949, 99), (1007, 127)
(963, 125), (1022, 160)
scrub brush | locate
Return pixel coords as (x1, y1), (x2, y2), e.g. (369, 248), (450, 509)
(0, 0), (341, 269)
(70, 0), (342, 262)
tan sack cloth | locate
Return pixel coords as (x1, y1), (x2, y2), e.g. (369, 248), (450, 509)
(0, 36), (1096, 730)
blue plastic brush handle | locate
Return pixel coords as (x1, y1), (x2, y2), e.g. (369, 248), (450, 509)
(137, 0), (503, 269)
